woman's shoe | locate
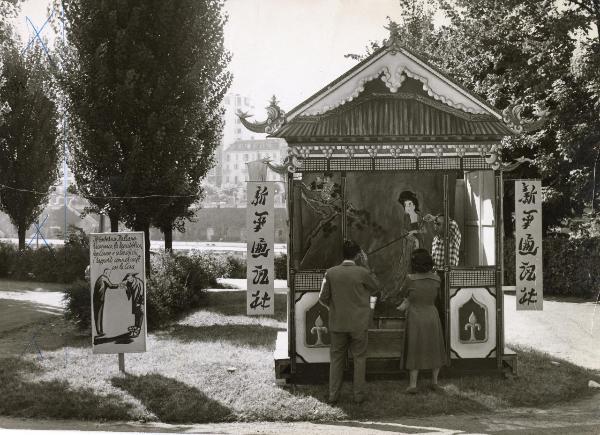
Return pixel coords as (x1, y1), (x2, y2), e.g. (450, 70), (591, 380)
(429, 384), (444, 393)
(405, 387), (418, 394)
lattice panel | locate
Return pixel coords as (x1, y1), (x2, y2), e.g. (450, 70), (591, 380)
(462, 156), (489, 170)
(449, 268), (496, 287)
(328, 158), (373, 171)
(374, 158), (417, 171)
(419, 157), (461, 170)
(292, 270), (326, 292)
(298, 159), (327, 172)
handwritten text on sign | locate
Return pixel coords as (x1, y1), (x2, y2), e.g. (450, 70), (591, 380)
(246, 182), (275, 315)
(89, 232), (147, 353)
(515, 180), (543, 311)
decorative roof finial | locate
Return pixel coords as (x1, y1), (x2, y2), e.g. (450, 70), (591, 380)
(384, 21), (403, 54)
(237, 95), (286, 134)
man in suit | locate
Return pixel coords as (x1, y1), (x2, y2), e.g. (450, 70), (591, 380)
(319, 240), (380, 405)
(122, 272), (145, 338)
(92, 268), (121, 336)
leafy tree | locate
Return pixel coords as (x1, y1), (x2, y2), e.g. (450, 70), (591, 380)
(0, 42), (60, 249)
(58, 0), (231, 265)
(435, 0), (598, 234)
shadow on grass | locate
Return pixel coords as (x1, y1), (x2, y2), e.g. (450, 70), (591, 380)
(460, 345), (600, 408)
(0, 298), (62, 333)
(112, 373), (232, 423)
(0, 304), (90, 357)
(167, 323), (284, 348)
(0, 357), (132, 420)
(199, 291), (287, 322)
(288, 380), (487, 419)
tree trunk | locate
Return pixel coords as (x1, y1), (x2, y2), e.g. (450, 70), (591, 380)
(109, 213), (119, 232)
(17, 225), (26, 250)
(143, 223), (151, 276)
(133, 222), (151, 277)
(163, 226), (173, 252)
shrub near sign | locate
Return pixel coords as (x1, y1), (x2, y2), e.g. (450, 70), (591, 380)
(89, 232), (147, 353)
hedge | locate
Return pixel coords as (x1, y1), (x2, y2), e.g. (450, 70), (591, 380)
(64, 250), (231, 331)
(504, 236), (600, 298)
(226, 254), (287, 280)
(0, 227), (89, 283)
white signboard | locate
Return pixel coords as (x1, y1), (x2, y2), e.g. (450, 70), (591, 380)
(89, 232), (147, 353)
(515, 180), (543, 311)
(246, 181), (275, 315)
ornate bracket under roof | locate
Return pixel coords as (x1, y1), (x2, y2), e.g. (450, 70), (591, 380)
(502, 101), (549, 133)
(236, 95), (286, 134)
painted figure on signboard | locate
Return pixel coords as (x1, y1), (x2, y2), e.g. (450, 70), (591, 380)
(430, 214), (461, 270)
(392, 191), (433, 299)
(398, 191), (426, 250)
(92, 268), (122, 337)
(122, 272), (145, 338)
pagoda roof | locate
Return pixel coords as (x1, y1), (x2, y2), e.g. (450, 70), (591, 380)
(270, 38), (513, 145)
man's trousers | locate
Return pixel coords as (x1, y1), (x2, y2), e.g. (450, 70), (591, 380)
(329, 330), (368, 401)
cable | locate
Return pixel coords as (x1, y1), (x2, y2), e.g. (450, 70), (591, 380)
(0, 183), (196, 199)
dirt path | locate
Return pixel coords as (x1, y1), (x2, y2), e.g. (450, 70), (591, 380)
(504, 294), (600, 370)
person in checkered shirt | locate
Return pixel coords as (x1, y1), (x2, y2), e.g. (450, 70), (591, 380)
(430, 214), (461, 270)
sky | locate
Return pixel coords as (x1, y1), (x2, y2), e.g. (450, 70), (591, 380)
(13, 0), (446, 116)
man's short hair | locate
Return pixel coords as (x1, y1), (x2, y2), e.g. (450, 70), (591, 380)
(342, 239), (362, 260)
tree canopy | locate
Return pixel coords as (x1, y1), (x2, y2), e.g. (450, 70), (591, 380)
(0, 42), (61, 249)
(57, 0), (231, 260)
(360, 0), (600, 234)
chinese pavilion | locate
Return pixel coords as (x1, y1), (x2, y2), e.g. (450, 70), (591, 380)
(240, 27), (528, 382)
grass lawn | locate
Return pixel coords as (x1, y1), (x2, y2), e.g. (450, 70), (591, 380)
(0, 290), (599, 423)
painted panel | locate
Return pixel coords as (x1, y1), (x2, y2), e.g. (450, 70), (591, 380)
(450, 287), (496, 359)
(90, 232), (146, 354)
(246, 181), (275, 315)
(295, 292), (330, 363)
(515, 180), (543, 311)
(344, 172), (454, 299)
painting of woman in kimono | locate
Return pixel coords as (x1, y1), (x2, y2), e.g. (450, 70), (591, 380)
(398, 190), (426, 250)
(391, 190), (433, 301)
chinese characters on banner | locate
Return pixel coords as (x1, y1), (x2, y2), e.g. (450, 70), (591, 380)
(246, 182), (275, 315)
(89, 232), (147, 353)
(515, 180), (543, 311)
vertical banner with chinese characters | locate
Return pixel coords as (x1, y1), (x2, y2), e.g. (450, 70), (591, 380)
(89, 232), (147, 353)
(515, 180), (543, 311)
(247, 182), (275, 315)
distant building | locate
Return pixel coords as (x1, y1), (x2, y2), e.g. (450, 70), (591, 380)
(206, 93), (266, 187)
(221, 138), (288, 207)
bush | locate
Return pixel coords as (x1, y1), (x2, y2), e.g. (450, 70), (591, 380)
(0, 226), (88, 283)
(63, 280), (91, 329)
(147, 251), (231, 329)
(64, 250), (231, 331)
(226, 255), (246, 278)
(275, 254), (287, 280)
(0, 242), (16, 277)
(504, 236), (600, 298)
(225, 254), (287, 280)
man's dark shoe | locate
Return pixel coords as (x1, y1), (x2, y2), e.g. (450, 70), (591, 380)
(326, 397), (339, 405)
